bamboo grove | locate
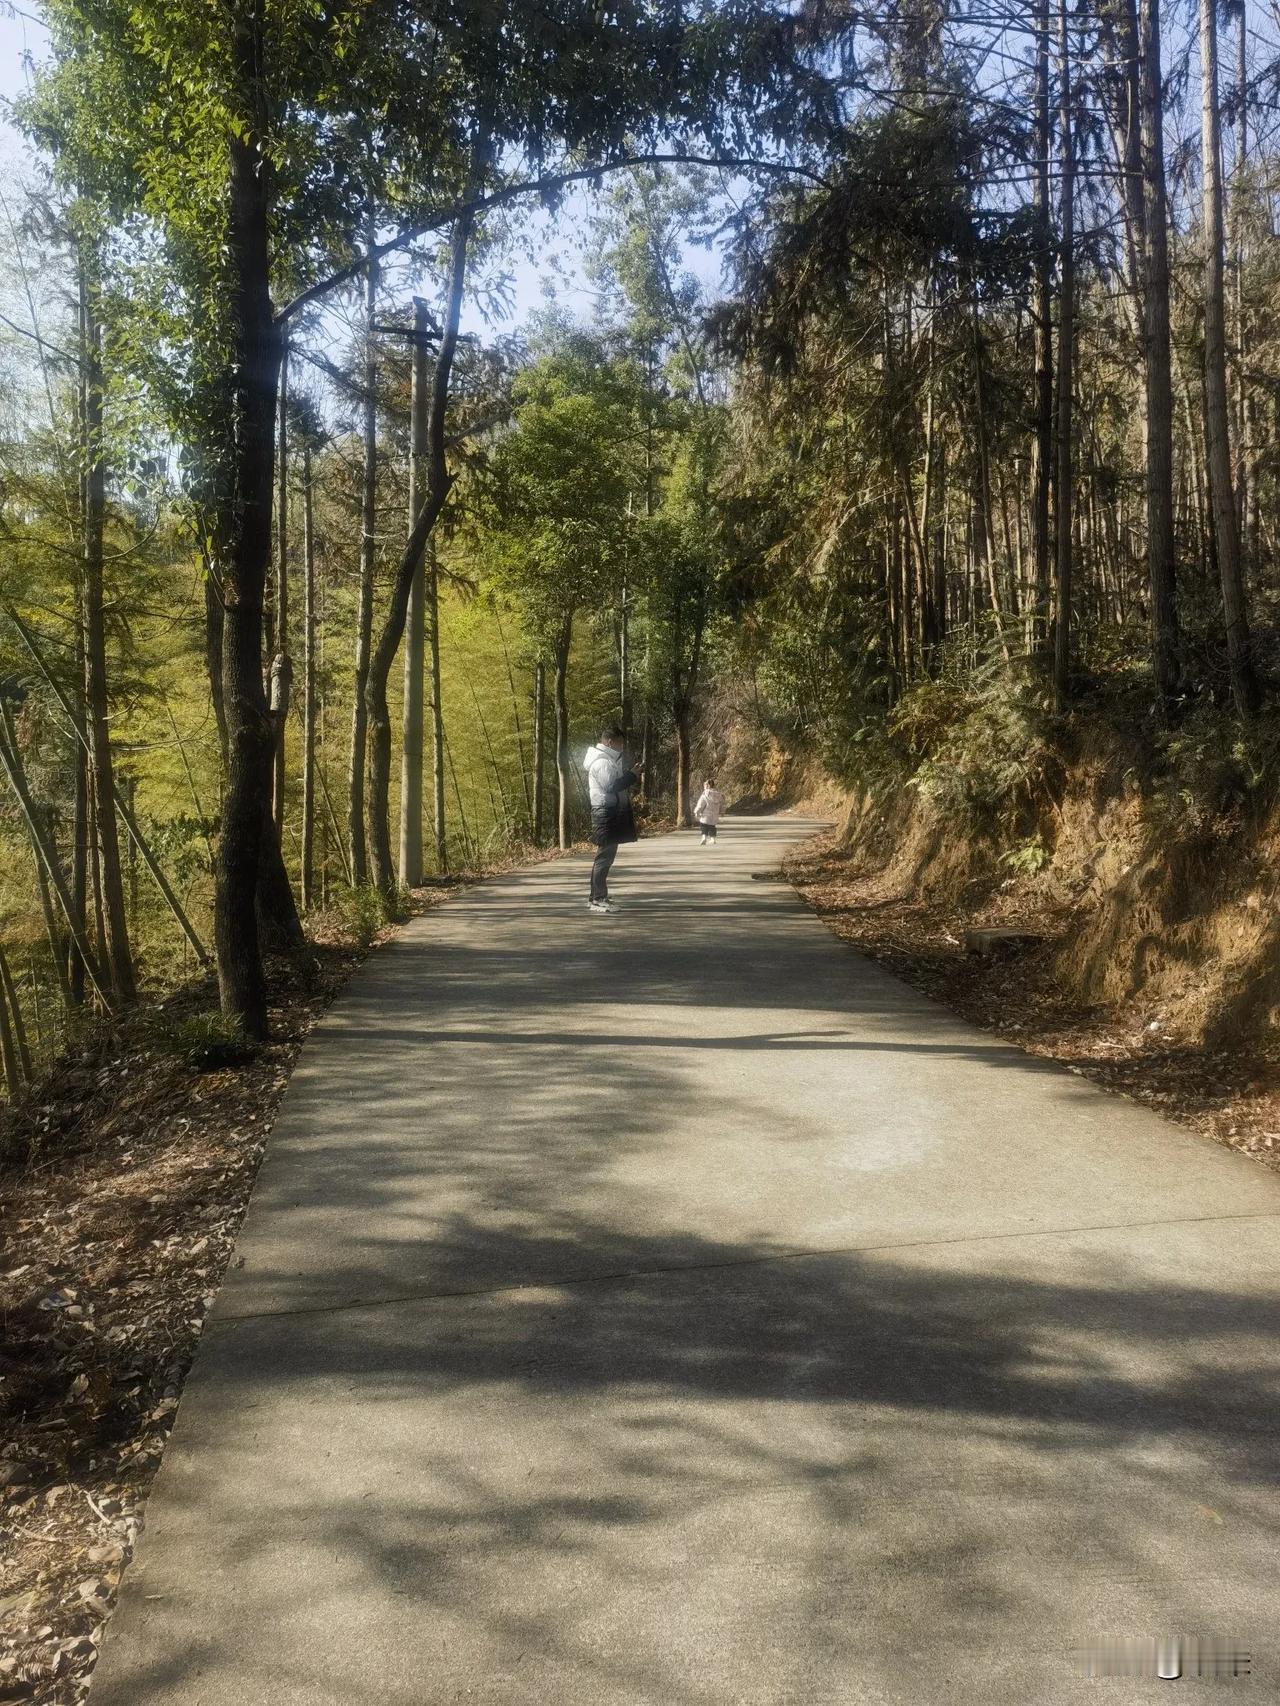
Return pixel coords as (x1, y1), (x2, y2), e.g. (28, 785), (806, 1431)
(1, 0), (1279, 1074)
(718, 2), (1280, 734)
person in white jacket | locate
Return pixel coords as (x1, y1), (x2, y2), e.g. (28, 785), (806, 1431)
(693, 777), (724, 845)
(581, 723), (642, 914)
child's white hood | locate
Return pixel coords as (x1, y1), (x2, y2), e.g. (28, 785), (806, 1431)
(694, 783), (724, 824)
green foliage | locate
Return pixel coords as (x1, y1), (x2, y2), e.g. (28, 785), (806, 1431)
(382, 883), (413, 924)
(1149, 707), (1280, 833)
(886, 647), (1056, 825)
(1000, 837), (1050, 878)
(145, 1005), (245, 1058)
(144, 813), (215, 890)
(589, 167), (718, 405)
(331, 883), (392, 950)
(468, 336), (636, 646)
(901, 685), (1054, 823)
(324, 881), (412, 948)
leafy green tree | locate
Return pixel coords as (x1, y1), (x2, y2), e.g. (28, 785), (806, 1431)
(472, 342), (633, 847)
(24, 0), (836, 1030)
(643, 418), (729, 823)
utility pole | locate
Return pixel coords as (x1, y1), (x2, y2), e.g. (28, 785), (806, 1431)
(399, 297), (432, 885)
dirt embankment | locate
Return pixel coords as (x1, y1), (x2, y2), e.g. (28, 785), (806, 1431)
(827, 726), (1280, 1048)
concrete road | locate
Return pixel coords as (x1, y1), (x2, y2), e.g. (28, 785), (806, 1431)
(93, 817), (1280, 1704)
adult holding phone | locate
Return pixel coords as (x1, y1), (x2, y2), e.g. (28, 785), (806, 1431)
(581, 722), (642, 914)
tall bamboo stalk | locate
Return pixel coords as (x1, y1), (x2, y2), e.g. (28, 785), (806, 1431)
(349, 220), (379, 882)
(532, 661), (546, 847)
(1054, 0), (1076, 710)
(0, 702), (111, 1006)
(272, 337), (291, 834)
(1199, 0), (1259, 714)
(0, 943), (32, 1084)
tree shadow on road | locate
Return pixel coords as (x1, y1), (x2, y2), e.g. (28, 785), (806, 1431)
(96, 1205), (1280, 1704)
(90, 817), (1280, 1704)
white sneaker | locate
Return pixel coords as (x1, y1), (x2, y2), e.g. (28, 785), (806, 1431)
(587, 899), (609, 913)
(699, 835), (707, 845)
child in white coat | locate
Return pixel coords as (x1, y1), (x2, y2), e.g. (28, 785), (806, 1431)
(693, 777), (724, 845)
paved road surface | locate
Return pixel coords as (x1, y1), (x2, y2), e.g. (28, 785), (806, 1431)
(93, 817), (1280, 1704)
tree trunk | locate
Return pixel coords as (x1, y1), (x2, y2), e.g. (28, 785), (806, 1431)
(638, 712), (653, 808)
(31, 808), (72, 1012)
(1139, 0), (1181, 709)
(619, 577), (631, 730)
(256, 394), (302, 952)
(78, 248), (135, 1003)
(366, 184), (480, 894)
(70, 582), (88, 1006)
(883, 517), (899, 699)
(899, 489), (915, 678)
(301, 442), (317, 911)
(0, 702), (111, 1007)
(901, 462), (930, 669)
(7, 600), (210, 965)
(1177, 347), (1214, 588)
(1231, 0), (1249, 554)
(1031, 0), (1054, 659)
(254, 790), (306, 953)
(1199, 0), (1260, 714)
(532, 660), (546, 847)
(1053, 0), (1075, 711)
(87, 776), (108, 977)
(124, 772), (138, 928)
(398, 296), (431, 887)
(553, 614), (573, 851)
(0, 947), (31, 1082)
(970, 297), (1007, 654)
(674, 713), (691, 828)
(0, 943), (31, 1088)
(918, 313), (942, 665)
(428, 539), (447, 873)
(214, 32), (286, 1038)
(495, 609), (532, 834)
(672, 597), (705, 828)
(349, 224), (378, 885)
(0, 955), (22, 1099)
(272, 339), (290, 835)
(204, 556), (229, 767)
(997, 473), (1018, 617)
(1102, 0), (1145, 345)
(932, 435), (948, 655)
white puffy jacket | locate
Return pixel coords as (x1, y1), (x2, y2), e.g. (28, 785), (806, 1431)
(693, 785), (724, 825)
(583, 743), (627, 807)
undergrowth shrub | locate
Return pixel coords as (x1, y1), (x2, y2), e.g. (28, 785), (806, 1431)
(330, 883), (410, 948)
(1149, 706), (1280, 834)
(1000, 836), (1051, 877)
(146, 1007), (245, 1057)
(890, 649), (1056, 826)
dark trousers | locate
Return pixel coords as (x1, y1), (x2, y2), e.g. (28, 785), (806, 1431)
(699, 822), (717, 840)
(590, 842), (618, 901)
